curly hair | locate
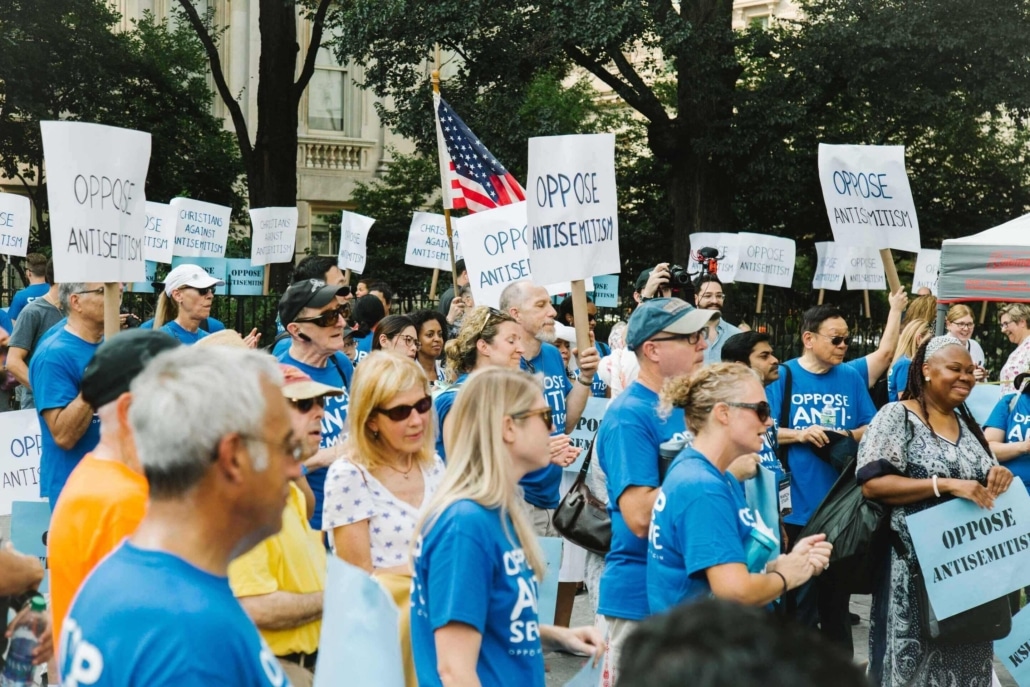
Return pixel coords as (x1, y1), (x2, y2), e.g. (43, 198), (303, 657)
(660, 362), (760, 434)
(443, 306), (516, 382)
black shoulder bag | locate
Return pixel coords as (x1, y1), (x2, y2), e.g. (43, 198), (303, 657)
(552, 435), (611, 555)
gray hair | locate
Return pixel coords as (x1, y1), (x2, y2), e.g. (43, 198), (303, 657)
(129, 346), (283, 498)
(1001, 303), (1030, 327)
(58, 282), (86, 312)
(499, 281), (531, 313)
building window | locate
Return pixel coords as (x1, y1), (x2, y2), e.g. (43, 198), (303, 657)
(308, 47), (359, 136)
(748, 14), (770, 29)
(309, 210), (342, 256)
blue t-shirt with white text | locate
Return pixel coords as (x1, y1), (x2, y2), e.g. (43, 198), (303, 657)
(8, 283), (49, 321)
(354, 333), (374, 365)
(519, 343), (570, 509)
(985, 393), (1030, 488)
(433, 374), (468, 461)
(888, 356), (911, 403)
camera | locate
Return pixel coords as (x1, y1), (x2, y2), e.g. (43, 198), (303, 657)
(668, 264), (692, 286)
(120, 307), (141, 329)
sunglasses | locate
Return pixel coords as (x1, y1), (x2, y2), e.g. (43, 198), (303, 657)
(185, 286), (215, 296)
(725, 401), (771, 423)
(288, 396), (326, 413)
(375, 395), (432, 422)
(650, 330), (708, 345)
(294, 305), (350, 328)
(511, 407), (554, 431)
(813, 332), (852, 347)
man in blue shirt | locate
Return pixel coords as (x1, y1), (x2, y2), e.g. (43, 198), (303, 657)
(595, 297), (718, 684)
(30, 282), (107, 507)
(60, 346), (303, 686)
(722, 331), (783, 476)
(275, 279), (354, 532)
(8, 253), (50, 321)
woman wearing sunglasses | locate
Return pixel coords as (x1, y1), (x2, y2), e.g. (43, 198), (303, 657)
(322, 351), (443, 686)
(372, 314), (419, 361)
(154, 264), (260, 346)
(411, 367), (603, 686)
(647, 363), (833, 614)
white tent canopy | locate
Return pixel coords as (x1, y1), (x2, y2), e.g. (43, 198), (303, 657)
(938, 212), (1030, 304)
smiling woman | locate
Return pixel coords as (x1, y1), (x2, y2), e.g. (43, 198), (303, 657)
(999, 304), (1030, 393)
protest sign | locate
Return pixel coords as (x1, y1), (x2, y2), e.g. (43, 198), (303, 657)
(812, 242), (845, 291)
(564, 656), (605, 687)
(689, 232), (739, 283)
(526, 134), (619, 285)
(537, 536), (564, 626)
(590, 275), (619, 308)
(248, 206), (297, 266)
(11, 501), (50, 594)
(0, 410), (44, 517)
(744, 466), (781, 571)
(131, 260), (159, 293)
(906, 479), (1030, 620)
(405, 212), (461, 271)
(844, 246), (887, 291)
(338, 211), (375, 273)
(912, 248), (942, 295)
(734, 233), (795, 289)
(818, 144), (920, 253)
(170, 256), (228, 295)
(143, 201), (176, 264)
(0, 193), (30, 258)
(225, 259), (265, 296)
(171, 197), (230, 259)
(996, 604), (1030, 686)
(41, 121), (150, 283)
(567, 397), (609, 472)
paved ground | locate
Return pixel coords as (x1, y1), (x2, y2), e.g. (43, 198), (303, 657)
(544, 592), (1018, 685)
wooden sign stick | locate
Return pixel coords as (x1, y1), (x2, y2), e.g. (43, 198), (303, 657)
(103, 282), (121, 339)
(570, 280), (592, 356)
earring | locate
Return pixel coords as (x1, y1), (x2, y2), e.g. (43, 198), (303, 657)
(372, 430), (379, 440)
(924, 376), (930, 382)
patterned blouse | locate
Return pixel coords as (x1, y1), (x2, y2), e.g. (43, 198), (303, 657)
(1001, 336), (1030, 394)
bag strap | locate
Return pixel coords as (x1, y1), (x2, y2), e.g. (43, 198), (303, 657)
(776, 363), (793, 472)
(571, 421), (602, 487)
(328, 353), (350, 387)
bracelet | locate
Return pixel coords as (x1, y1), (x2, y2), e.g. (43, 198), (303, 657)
(577, 375), (593, 388)
(932, 474), (941, 498)
(770, 570), (788, 596)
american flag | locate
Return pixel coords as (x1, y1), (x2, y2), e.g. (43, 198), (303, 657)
(434, 93), (526, 213)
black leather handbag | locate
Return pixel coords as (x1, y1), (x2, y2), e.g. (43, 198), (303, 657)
(552, 436), (611, 555)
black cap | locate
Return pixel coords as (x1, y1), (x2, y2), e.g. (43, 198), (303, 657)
(634, 269), (652, 292)
(81, 330), (181, 409)
(278, 279), (348, 325)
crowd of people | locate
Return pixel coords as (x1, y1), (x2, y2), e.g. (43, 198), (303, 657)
(2, 250), (1030, 687)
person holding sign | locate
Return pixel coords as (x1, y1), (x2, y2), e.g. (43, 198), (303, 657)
(944, 305), (986, 381)
(410, 367), (604, 687)
(857, 336), (1013, 687)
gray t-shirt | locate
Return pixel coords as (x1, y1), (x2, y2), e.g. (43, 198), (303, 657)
(10, 296), (63, 355)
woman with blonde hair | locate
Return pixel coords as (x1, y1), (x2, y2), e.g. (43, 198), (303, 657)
(944, 304), (986, 380)
(411, 367), (603, 686)
(322, 351), (444, 687)
(1000, 303), (1030, 393)
(154, 264), (260, 346)
(887, 319), (931, 402)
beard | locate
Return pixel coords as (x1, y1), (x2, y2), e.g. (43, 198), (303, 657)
(535, 327), (557, 344)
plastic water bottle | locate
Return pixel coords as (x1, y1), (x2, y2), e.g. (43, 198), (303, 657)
(819, 400), (837, 430)
(0, 595), (46, 687)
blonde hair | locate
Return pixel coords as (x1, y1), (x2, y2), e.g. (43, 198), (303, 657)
(660, 362), (760, 434)
(905, 294), (937, 324)
(153, 291), (179, 329)
(946, 304), (974, 324)
(443, 306), (516, 382)
(1001, 303), (1030, 327)
(892, 318), (931, 366)
(344, 351), (435, 471)
(416, 367), (545, 578)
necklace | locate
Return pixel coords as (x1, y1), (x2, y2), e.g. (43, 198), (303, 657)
(386, 455), (416, 479)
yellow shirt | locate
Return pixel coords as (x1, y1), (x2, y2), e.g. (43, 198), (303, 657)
(229, 483), (326, 655)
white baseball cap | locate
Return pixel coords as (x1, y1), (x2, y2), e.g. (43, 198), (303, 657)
(162, 264), (224, 296)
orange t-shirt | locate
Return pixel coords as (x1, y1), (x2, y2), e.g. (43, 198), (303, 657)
(48, 454), (148, 655)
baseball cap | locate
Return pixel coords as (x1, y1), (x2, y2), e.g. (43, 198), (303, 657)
(279, 364), (344, 400)
(278, 279), (349, 325)
(626, 298), (719, 351)
(81, 329), (182, 409)
(162, 264), (224, 296)
(634, 269), (653, 292)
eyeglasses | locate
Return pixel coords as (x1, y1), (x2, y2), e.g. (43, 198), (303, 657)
(725, 401), (771, 423)
(288, 396), (326, 413)
(74, 287), (105, 296)
(650, 330), (708, 345)
(950, 321), (974, 329)
(700, 293), (726, 302)
(812, 332), (852, 347)
(375, 395), (432, 422)
(294, 305), (349, 328)
(393, 334), (420, 349)
(239, 433), (306, 462)
(1001, 320), (1015, 330)
(185, 286), (215, 297)
(511, 407), (554, 431)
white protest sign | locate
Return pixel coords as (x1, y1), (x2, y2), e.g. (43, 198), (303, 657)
(338, 211), (375, 273)
(844, 246), (887, 291)
(41, 121), (150, 282)
(171, 197), (230, 258)
(143, 201), (176, 264)
(912, 248), (941, 295)
(812, 242), (845, 291)
(526, 134), (619, 284)
(0, 194), (30, 257)
(818, 144), (920, 253)
(404, 212), (461, 271)
(734, 233), (795, 289)
(689, 232), (739, 283)
(0, 409), (44, 516)
(248, 206), (298, 266)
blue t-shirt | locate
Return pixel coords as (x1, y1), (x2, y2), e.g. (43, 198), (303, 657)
(277, 349), (353, 530)
(596, 381), (688, 621)
(271, 335), (290, 358)
(140, 317), (223, 332)
(519, 344), (570, 510)
(765, 359), (876, 526)
(60, 542), (285, 686)
(845, 357), (870, 387)
(411, 500), (544, 687)
(354, 333), (374, 365)
(160, 320), (209, 345)
(887, 356), (911, 403)
(0, 308), (12, 337)
(647, 448), (756, 613)
(30, 327), (101, 502)
(581, 341), (611, 398)
(985, 393), (1030, 488)
(38, 316), (68, 347)
(433, 374), (468, 461)
(756, 415), (783, 477)
(8, 283), (49, 321)
(703, 320), (743, 365)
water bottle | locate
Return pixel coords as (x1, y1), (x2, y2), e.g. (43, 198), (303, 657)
(819, 400), (837, 430)
(1, 595), (46, 687)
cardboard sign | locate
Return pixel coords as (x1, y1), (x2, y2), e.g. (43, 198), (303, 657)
(0, 193), (31, 257)
(995, 604), (1030, 686)
(912, 248), (941, 295)
(566, 397), (609, 472)
(844, 246), (887, 291)
(338, 211), (375, 273)
(171, 197), (230, 258)
(10, 500), (50, 594)
(404, 212), (461, 271)
(225, 259), (265, 296)
(131, 260), (159, 293)
(906, 479), (1030, 620)
(734, 233), (796, 289)
(526, 134), (620, 284)
(41, 121), (150, 282)
(688, 232), (739, 283)
(590, 275), (619, 308)
(170, 256), (228, 296)
(818, 144), (921, 253)
(143, 201), (177, 264)
(249, 206), (297, 266)
(0, 410), (44, 516)
(812, 242), (845, 291)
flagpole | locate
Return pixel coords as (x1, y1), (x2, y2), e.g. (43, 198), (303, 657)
(432, 69), (460, 300)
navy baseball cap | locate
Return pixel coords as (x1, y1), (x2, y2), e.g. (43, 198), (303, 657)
(626, 298), (719, 351)
(81, 329), (181, 409)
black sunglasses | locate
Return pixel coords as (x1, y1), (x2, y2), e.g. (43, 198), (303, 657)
(294, 305), (350, 328)
(289, 396), (326, 413)
(183, 285), (215, 297)
(725, 401), (772, 423)
(813, 332), (852, 347)
(511, 407), (554, 431)
(375, 395), (432, 422)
